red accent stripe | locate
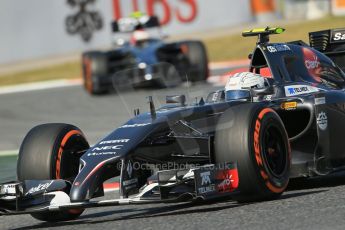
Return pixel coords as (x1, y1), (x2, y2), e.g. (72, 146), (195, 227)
(81, 161), (107, 186)
(103, 182), (120, 190)
(80, 157), (118, 186)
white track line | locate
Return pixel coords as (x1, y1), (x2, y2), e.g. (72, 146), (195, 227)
(0, 150), (18, 157)
(0, 61), (247, 95)
(0, 76), (226, 95)
(0, 79), (82, 95)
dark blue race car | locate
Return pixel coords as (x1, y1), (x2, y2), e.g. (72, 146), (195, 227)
(82, 14), (208, 95)
(2, 27), (345, 223)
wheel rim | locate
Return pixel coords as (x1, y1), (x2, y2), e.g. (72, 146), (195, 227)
(261, 124), (287, 178)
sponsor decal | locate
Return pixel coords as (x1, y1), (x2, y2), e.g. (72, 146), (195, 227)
(305, 55), (320, 70)
(281, 101), (297, 110)
(253, 108), (286, 193)
(0, 184), (17, 195)
(123, 178), (138, 186)
(112, 0), (198, 25)
(284, 85), (319, 96)
(87, 144), (124, 156)
(315, 97), (326, 105)
(267, 44), (291, 53)
(65, 0), (103, 42)
(211, 91), (221, 102)
(99, 139), (130, 145)
(120, 123), (150, 128)
(317, 111), (328, 130)
(122, 178), (139, 191)
(302, 47), (322, 82)
(92, 145), (123, 151)
(25, 181), (53, 195)
(201, 171), (211, 185)
(87, 152), (118, 157)
(264, 95), (272, 101)
(216, 169), (239, 193)
(332, 30), (345, 42)
(198, 171), (215, 194)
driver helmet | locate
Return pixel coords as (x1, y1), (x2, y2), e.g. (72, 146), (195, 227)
(225, 72), (265, 100)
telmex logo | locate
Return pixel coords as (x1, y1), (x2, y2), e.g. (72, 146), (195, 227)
(288, 87), (308, 95)
(285, 85), (319, 97)
(200, 171), (211, 185)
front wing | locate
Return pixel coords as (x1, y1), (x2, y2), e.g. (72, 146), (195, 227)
(0, 163), (239, 216)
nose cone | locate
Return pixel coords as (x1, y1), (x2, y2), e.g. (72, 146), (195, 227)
(69, 158), (116, 202)
(70, 182), (89, 202)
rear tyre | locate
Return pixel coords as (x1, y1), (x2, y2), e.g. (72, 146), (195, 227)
(181, 41), (208, 82)
(17, 123), (90, 222)
(215, 104), (290, 202)
(82, 52), (108, 95)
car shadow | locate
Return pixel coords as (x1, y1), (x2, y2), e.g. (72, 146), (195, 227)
(11, 171), (345, 230)
(10, 188), (326, 230)
(287, 171), (345, 191)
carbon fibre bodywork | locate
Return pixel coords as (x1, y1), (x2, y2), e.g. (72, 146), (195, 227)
(2, 27), (345, 216)
(73, 30), (345, 201)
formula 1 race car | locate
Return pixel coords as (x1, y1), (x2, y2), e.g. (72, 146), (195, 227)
(81, 13), (208, 95)
(2, 27), (345, 222)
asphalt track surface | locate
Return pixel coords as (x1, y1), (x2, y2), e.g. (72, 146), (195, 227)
(3, 174), (345, 230)
(3, 68), (345, 229)
(0, 68), (229, 151)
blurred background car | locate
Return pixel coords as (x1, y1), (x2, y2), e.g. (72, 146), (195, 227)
(81, 12), (208, 95)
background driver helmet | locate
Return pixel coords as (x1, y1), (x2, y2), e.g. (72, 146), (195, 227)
(225, 72), (265, 100)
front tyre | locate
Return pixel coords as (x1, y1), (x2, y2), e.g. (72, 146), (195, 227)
(215, 104), (290, 202)
(17, 123), (90, 222)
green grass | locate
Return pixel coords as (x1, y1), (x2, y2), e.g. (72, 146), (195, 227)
(0, 155), (17, 183)
(0, 62), (80, 86)
(0, 16), (344, 86)
(205, 16), (345, 61)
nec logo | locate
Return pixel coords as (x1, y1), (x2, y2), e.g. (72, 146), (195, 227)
(92, 145), (123, 151)
(333, 32), (345, 41)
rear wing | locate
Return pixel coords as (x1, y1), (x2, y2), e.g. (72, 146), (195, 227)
(309, 28), (345, 70)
